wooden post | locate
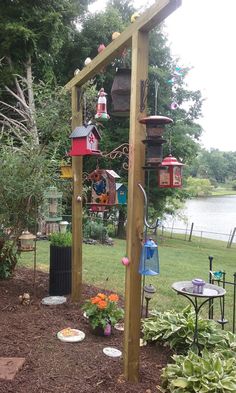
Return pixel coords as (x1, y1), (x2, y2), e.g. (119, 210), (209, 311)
(71, 86), (83, 301)
(124, 30), (149, 382)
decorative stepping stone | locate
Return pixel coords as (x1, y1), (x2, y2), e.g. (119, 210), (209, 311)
(0, 357), (25, 380)
(41, 296), (67, 305)
(57, 328), (85, 342)
(103, 347), (122, 358)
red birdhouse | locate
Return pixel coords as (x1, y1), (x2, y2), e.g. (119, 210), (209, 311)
(158, 155), (184, 188)
(69, 124), (101, 156)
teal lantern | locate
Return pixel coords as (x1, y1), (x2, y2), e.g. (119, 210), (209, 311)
(139, 239), (160, 276)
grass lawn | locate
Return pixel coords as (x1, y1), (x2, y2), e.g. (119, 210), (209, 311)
(19, 234), (236, 330)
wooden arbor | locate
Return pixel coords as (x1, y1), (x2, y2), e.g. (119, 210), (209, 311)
(65, 0), (181, 382)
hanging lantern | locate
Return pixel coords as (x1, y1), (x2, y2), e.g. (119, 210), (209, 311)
(139, 239), (160, 276)
(158, 155), (184, 188)
(95, 88), (110, 122)
(19, 230), (36, 252)
(111, 68), (131, 117)
(43, 186), (63, 222)
(140, 116), (173, 167)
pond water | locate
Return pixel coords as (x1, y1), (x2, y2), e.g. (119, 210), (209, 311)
(163, 195), (236, 241)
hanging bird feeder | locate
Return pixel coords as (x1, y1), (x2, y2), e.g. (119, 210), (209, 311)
(111, 68), (131, 117)
(43, 186), (63, 222)
(60, 165), (72, 179)
(139, 238), (160, 276)
(158, 155), (184, 188)
(19, 230), (36, 252)
(95, 88), (110, 122)
(140, 115), (173, 167)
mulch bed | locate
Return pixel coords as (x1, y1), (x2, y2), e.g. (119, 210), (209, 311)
(0, 268), (171, 393)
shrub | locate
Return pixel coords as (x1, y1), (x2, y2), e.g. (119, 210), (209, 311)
(0, 238), (19, 279)
(49, 232), (72, 247)
(142, 306), (235, 354)
(160, 349), (236, 392)
(83, 221), (107, 242)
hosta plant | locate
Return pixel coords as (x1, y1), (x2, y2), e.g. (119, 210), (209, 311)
(142, 306), (235, 354)
(160, 349), (236, 392)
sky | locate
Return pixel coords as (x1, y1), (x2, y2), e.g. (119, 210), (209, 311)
(88, 0), (236, 152)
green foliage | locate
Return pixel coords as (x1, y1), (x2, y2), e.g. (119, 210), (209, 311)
(161, 350), (236, 393)
(49, 232), (72, 247)
(188, 149), (236, 184)
(0, 145), (55, 239)
(0, 0), (91, 83)
(82, 292), (124, 329)
(231, 180), (236, 190)
(0, 236), (19, 279)
(142, 306), (235, 354)
(185, 176), (213, 197)
(83, 221), (108, 242)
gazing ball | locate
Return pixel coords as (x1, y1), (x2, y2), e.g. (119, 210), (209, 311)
(112, 31), (120, 40)
(121, 256), (130, 266)
(131, 12), (140, 23)
(84, 57), (92, 66)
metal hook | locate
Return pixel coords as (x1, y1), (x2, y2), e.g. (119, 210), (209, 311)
(138, 183), (159, 230)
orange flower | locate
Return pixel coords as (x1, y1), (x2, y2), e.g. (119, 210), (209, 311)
(97, 300), (108, 309)
(91, 296), (100, 304)
(108, 294), (119, 302)
(97, 293), (107, 300)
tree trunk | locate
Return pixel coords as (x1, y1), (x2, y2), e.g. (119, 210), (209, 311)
(117, 208), (126, 239)
(26, 56), (39, 145)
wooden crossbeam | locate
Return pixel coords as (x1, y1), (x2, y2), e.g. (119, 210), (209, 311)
(65, 0), (181, 90)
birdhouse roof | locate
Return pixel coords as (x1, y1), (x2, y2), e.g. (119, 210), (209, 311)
(106, 170), (120, 179)
(70, 125), (101, 139)
(116, 183), (126, 191)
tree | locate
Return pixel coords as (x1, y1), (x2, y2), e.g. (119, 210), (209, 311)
(0, 145), (56, 278)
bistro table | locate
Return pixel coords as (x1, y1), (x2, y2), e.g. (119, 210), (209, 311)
(172, 281), (226, 352)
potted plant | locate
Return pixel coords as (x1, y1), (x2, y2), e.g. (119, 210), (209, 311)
(49, 232), (72, 296)
(82, 292), (124, 336)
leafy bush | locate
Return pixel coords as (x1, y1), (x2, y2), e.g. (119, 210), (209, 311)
(83, 221), (107, 242)
(142, 306), (234, 354)
(0, 238), (19, 279)
(49, 232), (72, 247)
(160, 349), (236, 392)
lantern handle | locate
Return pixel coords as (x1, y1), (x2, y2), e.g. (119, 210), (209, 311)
(138, 183), (159, 231)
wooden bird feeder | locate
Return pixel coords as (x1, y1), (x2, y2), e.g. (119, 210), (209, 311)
(139, 115), (173, 167)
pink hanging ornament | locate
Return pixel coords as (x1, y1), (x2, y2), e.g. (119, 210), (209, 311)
(170, 102), (179, 110)
(98, 44), (106, 53)
(121, 256), (130, 266)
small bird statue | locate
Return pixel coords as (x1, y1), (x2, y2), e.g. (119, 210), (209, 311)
(19, 293), (31, 306)
(84, 57), (92, 66)
(98, 44), (106, 54)
(131, 12), (140, 23)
